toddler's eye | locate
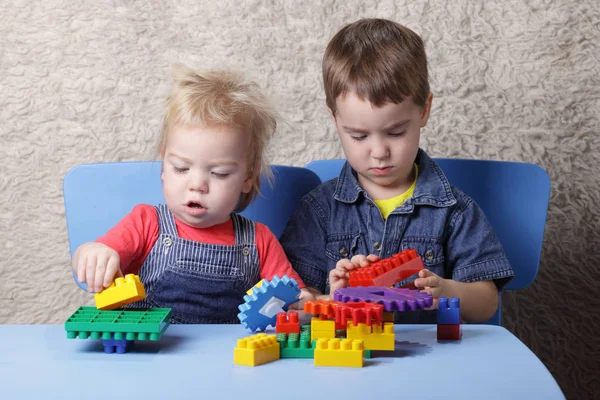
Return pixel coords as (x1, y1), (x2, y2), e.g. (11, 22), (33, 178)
(212, 172), (230, 179)
(389, 132), (406, 137)
(351, 135), (366, 141)
(173, 166), (189, 174)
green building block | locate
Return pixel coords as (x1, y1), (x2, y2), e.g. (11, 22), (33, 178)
(65, 306), (172, 341)
(277, 332), (315, 358)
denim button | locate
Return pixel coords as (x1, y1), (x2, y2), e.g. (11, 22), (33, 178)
(424, 250), (434, 261)
(374, 242), (382, 251)
(339, 247), (349, 257)
(242, 247), (250, 256)
(367, 201), (374, 207)
(163, 237), (173, 247)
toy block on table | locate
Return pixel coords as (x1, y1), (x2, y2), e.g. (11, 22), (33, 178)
(277, 331), (315, 358)
(334, 286), (433, 312)
(234, 333), (280, 366)
(237, 275), (300, 332)
(102, 333), (134, 354)
(276, 312), (300, 335)
(94, 274), (146, 310)
(335, 301), (384, 327)
(346, 321), (395, 351)
(437, 297), (461, 325)
(437, 324), (461, 341)
(65, 306), (171, 341)
(348, 249), (424, 287)
(314, 338), (364, 368)
(311, 317), (336, 340)
(303, 299), (340, 320)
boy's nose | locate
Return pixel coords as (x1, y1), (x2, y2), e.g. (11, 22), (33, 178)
(371, 141), (390, 159)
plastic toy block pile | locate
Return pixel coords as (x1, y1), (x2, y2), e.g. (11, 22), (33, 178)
(234, 249), (462, 367)
(64, 274), (172, 354)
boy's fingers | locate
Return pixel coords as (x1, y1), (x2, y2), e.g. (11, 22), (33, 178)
(350, 254), (368, 265)
(366, 254), (380, 262)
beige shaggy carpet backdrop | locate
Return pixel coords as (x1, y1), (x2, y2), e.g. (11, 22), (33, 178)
(1, 1), (598, 398)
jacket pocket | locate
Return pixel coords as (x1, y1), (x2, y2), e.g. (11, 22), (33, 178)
(325, 232), (368, 263)
(401, 237), (445, 277)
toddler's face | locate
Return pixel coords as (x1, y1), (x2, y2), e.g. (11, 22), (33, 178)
(332, 91), (431, 200)
(161, 123), (253, 228)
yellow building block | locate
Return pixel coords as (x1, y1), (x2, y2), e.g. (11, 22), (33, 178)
(311, 317), (335, 340)
(314, 338), (364, 368)
(234, 333), (280, 366)
(346, 322), (395, 351)
(94, 274), (146, 310)
(246, 279), (265, 295)
(383, 312), (395, 323)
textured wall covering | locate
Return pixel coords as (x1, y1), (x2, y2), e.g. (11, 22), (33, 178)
(1, 1), (598, 398)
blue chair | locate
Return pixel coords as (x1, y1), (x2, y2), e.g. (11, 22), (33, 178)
(305, 158), (551, 325)
(63, 161), (321, 290)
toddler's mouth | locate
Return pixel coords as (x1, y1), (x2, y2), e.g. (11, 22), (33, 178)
(187, 201), (204, 209)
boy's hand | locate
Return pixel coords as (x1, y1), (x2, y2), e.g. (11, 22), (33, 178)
(72, 242), (122, 293)
(329, 254), (380, 293)
(413, 269), (452, 309)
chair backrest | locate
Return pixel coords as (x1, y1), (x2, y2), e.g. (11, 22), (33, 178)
(63, 161), (321, 258)
(305, 158), (551, 325)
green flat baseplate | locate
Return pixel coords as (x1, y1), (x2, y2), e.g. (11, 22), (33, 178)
(65, 306), (172, 341)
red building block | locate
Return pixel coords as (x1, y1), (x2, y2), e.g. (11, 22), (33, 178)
(335, 301), (384, 328)
(348, 249), (424, 287)
(437, 324), (461, 341)
(275, 312), (300, 335)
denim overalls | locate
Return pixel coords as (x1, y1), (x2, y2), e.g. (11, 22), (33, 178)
(125, 204), (260, 324)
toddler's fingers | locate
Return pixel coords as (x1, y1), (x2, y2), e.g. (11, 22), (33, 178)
(75, 255), (87, 285)
(85, 255), (97, 293)
(94, 256), (107, 294)
(104, 255), (121, 288)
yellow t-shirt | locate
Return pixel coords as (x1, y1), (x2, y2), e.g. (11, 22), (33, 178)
(373, 164), (418, 219)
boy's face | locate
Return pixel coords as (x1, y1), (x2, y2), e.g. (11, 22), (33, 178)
(332, 91), (432, 200)
(161, 123), (253, 228)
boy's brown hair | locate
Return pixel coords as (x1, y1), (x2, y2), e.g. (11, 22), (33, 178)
(323, 18), (429, 114)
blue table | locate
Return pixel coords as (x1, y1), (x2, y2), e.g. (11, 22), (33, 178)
(0, 324), (564, 399)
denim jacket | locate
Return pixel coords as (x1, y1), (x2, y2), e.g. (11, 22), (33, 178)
(280, 149), (513, 322)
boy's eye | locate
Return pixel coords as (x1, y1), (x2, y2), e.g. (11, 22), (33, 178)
(173, 166), (189, 174)
(350, 135), (366, 141)
(212, 172), (230, 179)
(389, 132), (406, 137)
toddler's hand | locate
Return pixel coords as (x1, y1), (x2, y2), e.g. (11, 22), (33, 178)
(329, 254), (380, 293)
(413, 269), (450, 309)
(72, 242), (122, 293)
(288, 288), (316, 310)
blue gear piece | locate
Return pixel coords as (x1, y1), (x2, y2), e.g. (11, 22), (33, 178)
(237, 275), (300, 332)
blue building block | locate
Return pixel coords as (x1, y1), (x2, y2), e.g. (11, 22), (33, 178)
(437, 297), (460, 325)
(237, 275), (300, 332)
(102, 334), (134, 354)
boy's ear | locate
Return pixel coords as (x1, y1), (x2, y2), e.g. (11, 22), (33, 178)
(326, 105), (336, 121)
(419, 93), (433, 128)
